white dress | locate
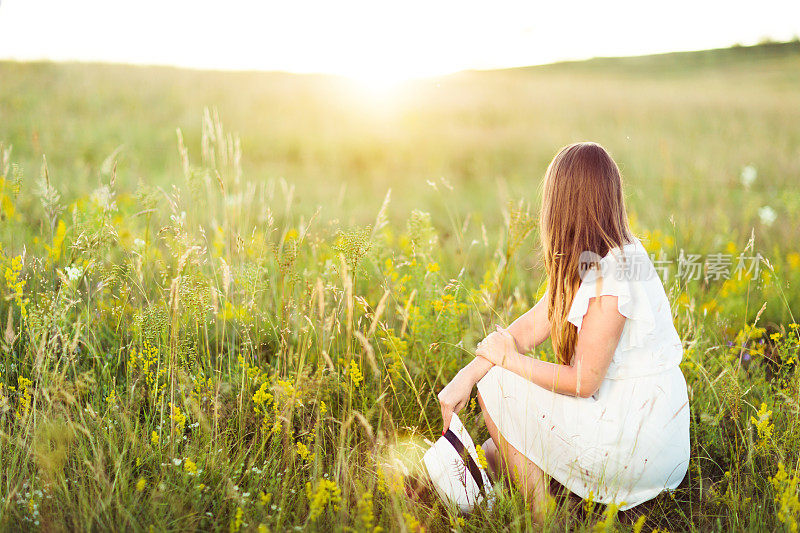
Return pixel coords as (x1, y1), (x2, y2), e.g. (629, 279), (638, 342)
(476, 236), (690, 510)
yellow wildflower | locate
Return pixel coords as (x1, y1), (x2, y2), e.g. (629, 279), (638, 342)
(252, 382), (274, 414)
(475, 444), (489, 470)
(450, 515), (465, 528)
(136, 478), (146, 492)
(230, 506), (243, 533)
(184, 457), (198, 475)
(169, 402), (187, 434)
(306, 479), (342, 521)
(284, 228), (299, 241)
(750, 402), (773, 453)
(770, 462), (800, 532)
(276, 379), (294, 397)
(5, 255), (28, 318)
(594, 502), (621, 531)
(44, 219), (67, 261)
(376, 466), (386, 494)
(402, 512), (424, 533)
(349, 360), (364, 387)
(270, 415), (282, 435)
(701, 299), (717, 315)
(15, 376), (32, 420)
(632, 514), (647, 533)
(356, 491), (379, 532)
(238, 355), (261, 382)
(583, 490), (596, 514)
(296, 441), (311, 461)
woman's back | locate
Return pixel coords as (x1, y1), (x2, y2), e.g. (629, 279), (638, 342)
(567, 236), (684, 381)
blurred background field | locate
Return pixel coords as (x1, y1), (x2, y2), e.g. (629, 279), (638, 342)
(0, 41), (799, 531)
(3, 40), (800, 244)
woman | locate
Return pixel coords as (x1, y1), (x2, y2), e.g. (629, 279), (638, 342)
(437, 142), (690, 519)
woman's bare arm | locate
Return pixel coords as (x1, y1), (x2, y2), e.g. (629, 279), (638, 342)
(476, 294), (625, 398)
(456, 292), (550, 387)
(503, 292), (551, 353)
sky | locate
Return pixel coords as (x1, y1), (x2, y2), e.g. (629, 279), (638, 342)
(1, 0), (799, 86)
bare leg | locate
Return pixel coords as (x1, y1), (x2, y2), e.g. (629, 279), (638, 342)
(480, 437), (503, 483)
(478, 390), (550, 523)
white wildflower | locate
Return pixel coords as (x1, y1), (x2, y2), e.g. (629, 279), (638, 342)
(758, 206), (777, 226)
(740, 165), (757, 188)
(64, 265), (83, 281)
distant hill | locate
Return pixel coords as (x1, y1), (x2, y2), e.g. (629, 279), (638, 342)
(3, 40), (800, 80)
(497, 39), (800, 77)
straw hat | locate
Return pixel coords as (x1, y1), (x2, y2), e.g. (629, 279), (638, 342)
(423, 413), (496, 513)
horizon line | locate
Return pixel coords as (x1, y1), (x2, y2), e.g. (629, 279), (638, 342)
(1, 37), (797, 81)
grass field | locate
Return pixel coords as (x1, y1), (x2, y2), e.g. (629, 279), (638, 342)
(0, 40), (799, 531)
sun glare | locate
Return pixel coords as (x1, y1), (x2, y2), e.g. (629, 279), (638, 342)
(345, 68), (418, 92)
(334, 50), (456, 93)
(335, 60), (451, 109)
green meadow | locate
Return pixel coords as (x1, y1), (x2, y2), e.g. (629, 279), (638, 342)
(0, 40), (798, 531)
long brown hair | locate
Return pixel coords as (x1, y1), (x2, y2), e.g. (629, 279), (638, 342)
(539, 142), (635, 365)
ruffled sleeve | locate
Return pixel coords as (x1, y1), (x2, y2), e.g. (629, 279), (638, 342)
(566, 249), (656, 351)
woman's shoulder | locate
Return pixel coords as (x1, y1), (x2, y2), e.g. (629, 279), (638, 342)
(570, 236), (671, 344)
(573, 237), (649, 301)
(589, 236), (650, 281)
(592, 236), (684, 351)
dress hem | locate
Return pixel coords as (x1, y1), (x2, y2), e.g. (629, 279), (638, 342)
(476, 371), (684, 511)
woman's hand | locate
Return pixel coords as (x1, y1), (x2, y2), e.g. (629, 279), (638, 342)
(475, 325), (518, 367)
(438, 368), (476, 434)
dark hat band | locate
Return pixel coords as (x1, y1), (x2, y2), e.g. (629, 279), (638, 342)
(442, 428), (487, 497)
